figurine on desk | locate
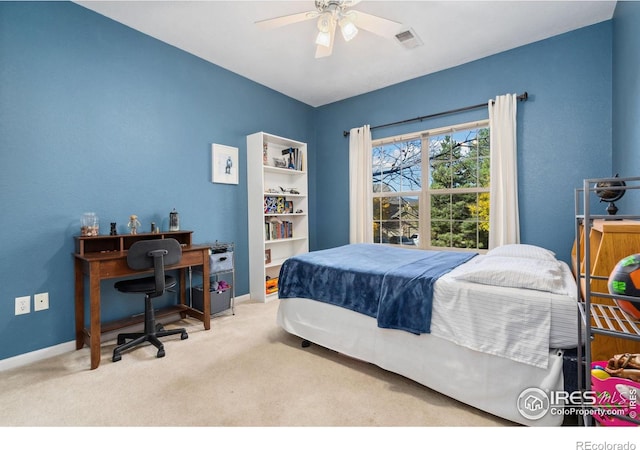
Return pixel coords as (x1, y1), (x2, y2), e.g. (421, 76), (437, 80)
(127, 214), (141, 235)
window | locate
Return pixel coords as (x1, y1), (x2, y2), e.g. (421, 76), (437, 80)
(371, 120), (490, 250)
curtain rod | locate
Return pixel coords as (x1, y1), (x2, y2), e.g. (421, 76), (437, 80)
(343, 92), (529, 137)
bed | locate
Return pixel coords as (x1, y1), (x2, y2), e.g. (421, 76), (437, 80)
(276, 243), (578, 426)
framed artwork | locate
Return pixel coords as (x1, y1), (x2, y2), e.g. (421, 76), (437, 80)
(212, 143), (239, 185)
(265, 249), (271, 264)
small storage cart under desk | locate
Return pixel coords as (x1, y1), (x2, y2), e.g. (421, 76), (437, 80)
(190, 241), (235, 316)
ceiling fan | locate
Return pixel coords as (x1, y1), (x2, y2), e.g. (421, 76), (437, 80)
(255, 0), (406, 58)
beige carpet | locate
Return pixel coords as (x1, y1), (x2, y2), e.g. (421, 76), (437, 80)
(0, 299), (514, 427)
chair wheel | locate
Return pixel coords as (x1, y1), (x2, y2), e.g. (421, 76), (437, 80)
(117, 336), (126, 345)
(181, 331), (188, 340)
(157, 348), (165, 358)
(113, 353), (122, 362)
(155, 323), (165, 332)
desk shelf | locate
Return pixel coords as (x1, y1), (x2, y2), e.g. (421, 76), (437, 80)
(75, 231), (193, 255)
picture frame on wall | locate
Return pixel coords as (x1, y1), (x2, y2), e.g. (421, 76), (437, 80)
(212, 143), (239, 185)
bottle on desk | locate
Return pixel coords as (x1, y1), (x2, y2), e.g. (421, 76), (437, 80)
(169, 208), (180, 231)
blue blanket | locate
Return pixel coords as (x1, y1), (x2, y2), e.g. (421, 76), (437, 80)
(278, 244), (477, 334)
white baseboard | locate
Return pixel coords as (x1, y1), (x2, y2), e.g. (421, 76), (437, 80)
(0, 294), (252, 372)
(0, 341), (77, 372)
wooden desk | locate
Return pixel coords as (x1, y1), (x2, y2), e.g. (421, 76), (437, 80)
(73, 232), (211, 369)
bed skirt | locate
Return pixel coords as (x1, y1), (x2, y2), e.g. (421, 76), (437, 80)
(276, 296), (565, 427)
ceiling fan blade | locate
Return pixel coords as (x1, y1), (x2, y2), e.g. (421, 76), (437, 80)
(315, 43), (332, 58)
(350, 10), (404, 39)
(315, 21), (336, 59)
(255, 10), (317, 30)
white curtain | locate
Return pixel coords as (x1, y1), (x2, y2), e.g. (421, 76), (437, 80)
(488, 94), (520, 249)
(349, 125), (373, 243)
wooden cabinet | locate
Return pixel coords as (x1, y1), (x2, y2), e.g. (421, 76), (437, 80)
(573, 188), (640, 361)
(247, 132), (308, 302)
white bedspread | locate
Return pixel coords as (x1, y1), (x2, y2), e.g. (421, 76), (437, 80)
(431, 255), (578, 369)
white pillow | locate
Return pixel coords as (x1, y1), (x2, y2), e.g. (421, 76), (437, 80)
(455, 256), (565, 293)
(486, 244), (556, 261)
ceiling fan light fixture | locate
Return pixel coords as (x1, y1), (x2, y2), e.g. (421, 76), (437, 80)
(339, 17), (358, 41)
(317, 12), (331, 32)
(257, 0), (407, 58)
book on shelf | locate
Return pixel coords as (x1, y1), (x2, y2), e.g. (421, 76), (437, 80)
(264, 196), (285, 214)
(281, 147), (303, 171)
(264, 195), (294, 214)
(265, 218), (293, 240)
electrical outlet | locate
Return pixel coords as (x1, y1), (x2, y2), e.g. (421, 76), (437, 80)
(34, 292), (49, 311)
(15, 296), (30, 315)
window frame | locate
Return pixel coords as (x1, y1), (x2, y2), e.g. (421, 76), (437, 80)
(371, 119), (490, 251)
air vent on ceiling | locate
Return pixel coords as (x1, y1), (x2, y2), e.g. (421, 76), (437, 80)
(395, 28), (423, 50)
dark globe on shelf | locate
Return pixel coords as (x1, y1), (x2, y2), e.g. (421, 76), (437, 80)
(595, 174), (625, 215)
(608, 254), (640, 320)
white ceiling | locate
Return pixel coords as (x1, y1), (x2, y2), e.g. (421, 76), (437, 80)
(76, 0), (617, 107)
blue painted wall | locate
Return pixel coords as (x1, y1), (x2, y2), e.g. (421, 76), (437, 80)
(0, 2), (315, 360)
(612, 1), (640, 208)
(314, 21), (614, 262)
(1, 1), (636, 363)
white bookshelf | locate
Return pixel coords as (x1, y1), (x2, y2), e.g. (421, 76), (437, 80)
(247, 132), (308, 302)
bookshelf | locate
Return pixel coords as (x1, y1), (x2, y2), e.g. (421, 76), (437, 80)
(247, 132), (308, 302)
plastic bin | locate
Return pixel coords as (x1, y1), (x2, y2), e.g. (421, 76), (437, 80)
(210, 251), (233, 273)
(191, 285), (232, 315)
(590, 361), (639, 426)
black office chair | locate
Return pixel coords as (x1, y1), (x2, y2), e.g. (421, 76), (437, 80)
(112, 238), (188, 362)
